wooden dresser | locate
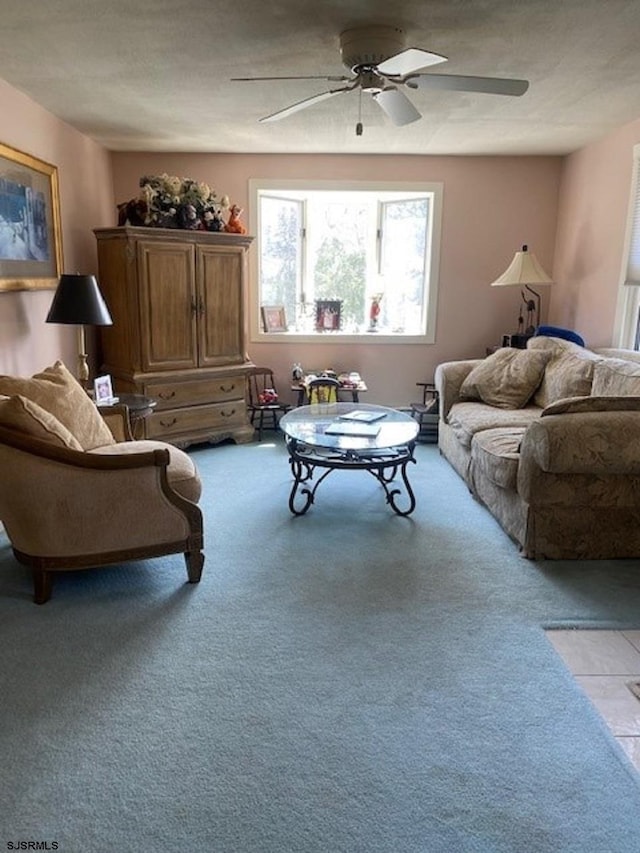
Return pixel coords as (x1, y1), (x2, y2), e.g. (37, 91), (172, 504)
(94, 226), (255, 447)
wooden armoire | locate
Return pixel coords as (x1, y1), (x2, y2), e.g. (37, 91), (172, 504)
(94, 226), (255, 447)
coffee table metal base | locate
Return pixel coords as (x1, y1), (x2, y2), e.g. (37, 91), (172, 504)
(285, 437), (417, 517)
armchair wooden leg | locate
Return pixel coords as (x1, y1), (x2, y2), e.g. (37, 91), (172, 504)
(184, 549), (204, 584)
(33, 568), (53, 605)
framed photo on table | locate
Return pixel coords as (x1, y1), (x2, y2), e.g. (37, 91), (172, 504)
(261, 304), (287, 333)
(0, 141), (63, 292)
(94, 374), (117, 405)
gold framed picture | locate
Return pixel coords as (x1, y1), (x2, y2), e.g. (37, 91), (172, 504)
(261, 304), (287, 333)
(0, 141), (63, 292)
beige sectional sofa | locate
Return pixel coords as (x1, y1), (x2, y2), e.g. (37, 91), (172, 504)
(435, 337), (640, 559)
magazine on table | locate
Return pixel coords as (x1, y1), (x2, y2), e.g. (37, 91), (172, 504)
(325, 421), (381, 438)
(338, 410), (387, 423)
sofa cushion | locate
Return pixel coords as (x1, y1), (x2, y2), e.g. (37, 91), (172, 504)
(471, 427), (526, 491)
(447, 401), (542, 449)
(89, 440), (202, 503)
(530, 346), (601, 408)
(459, 348), (550, 409)
(542, 395), (640, 416)
(0, 395), (83, 449)
(591, 358), (640, 396)
(0, 361), (115, 451)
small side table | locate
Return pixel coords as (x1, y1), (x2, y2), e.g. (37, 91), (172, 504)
(98, 393), (156, 440)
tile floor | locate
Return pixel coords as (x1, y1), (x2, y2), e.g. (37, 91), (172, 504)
(546, 629), (640, 772)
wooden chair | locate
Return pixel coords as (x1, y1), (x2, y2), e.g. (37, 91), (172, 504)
(410, 382), (439, 442)
(307, 377), (340, 405)
(246, 367), (292, 440)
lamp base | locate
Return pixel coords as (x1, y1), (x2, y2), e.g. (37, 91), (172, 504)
(509, 332), (533, 349)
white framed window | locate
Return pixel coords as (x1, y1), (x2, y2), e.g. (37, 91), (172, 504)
(614, 143), (640, 349)
(248, 179), (443, 343)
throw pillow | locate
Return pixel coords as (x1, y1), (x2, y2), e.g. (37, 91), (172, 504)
(542, 395), (640, 417)
(532, 348), (601, 408)
(459, 348), (550, 409)
(591, 358), (640, 396)
(0, 361), (115, 450)
(527, 335), (585, 355)
(0, 395), (83, 449)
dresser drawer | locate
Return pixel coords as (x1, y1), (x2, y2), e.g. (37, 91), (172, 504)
(149, 374), (245, 410)
(145, 401), (246, 440)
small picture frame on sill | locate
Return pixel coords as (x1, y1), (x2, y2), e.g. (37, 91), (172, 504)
(315, 299), (341, 332)
(261, 305), (287, 333)
(93, 374), (118, 405)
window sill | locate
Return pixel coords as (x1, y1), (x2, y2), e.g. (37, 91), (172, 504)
(252, 332), (434, 345)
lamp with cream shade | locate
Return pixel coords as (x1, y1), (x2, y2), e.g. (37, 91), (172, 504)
(490, 244), (553, 338)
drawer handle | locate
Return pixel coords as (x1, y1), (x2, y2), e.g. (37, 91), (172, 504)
(158, 390), (176, 400)
(221, 409), (236, 419)
(160, 417), (178, 428)
(219, 384), (236, 393)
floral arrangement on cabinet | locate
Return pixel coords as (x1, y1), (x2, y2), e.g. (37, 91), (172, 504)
(117, 173), (246, 234)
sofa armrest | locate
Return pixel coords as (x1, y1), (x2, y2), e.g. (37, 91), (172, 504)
(520, 410), (640, 475)
(434, 360), (482, 419)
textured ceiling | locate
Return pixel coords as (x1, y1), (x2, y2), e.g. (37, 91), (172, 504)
(1, 0), (640, 155)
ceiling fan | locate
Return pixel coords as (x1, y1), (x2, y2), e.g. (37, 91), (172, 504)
(231, 25), (529, 133)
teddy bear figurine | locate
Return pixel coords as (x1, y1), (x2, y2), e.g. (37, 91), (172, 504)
(225, 204), (247, 235)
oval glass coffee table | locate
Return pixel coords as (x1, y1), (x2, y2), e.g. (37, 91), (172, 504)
(279, 403), (419, 516)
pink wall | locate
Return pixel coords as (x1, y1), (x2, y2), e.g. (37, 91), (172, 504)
(112, 152), (561, 406)
(0, 80), (114, 377)
(553, 116), (640, 348)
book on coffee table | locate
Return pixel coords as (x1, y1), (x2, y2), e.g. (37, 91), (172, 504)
(338, 410), (387, 423)
(325, 421), (381, 438)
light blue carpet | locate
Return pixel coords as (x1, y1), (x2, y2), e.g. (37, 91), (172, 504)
(1, 439), (640, 853)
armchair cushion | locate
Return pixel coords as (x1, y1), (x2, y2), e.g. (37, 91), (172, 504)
(459, 348), (550, 409)
(0, 395), (83, 449)
(89, 439), (202, 503)
(0, 361), (114, 451)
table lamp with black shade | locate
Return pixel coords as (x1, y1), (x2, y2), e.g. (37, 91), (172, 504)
(490, 244), (553, 346)
(46, 273), (113, 385)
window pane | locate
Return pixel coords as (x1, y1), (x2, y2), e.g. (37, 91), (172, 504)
(310, 198), (368, 332)
(259, 195), (302, 327)
(380, 198), (428, 334)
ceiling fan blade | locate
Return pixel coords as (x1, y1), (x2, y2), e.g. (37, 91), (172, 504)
(232, 75), (350, 82)
(377, 47), (448, 77)
(406, 73), (529, 96)
(259, 86), (353, 123)
(373, 87), (421, 126)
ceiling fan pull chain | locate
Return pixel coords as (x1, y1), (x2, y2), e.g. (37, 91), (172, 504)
(356, 88), (363, 136)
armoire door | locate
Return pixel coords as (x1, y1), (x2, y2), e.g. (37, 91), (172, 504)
(138, 240), (199, 371)
(197, 244), (245, 367)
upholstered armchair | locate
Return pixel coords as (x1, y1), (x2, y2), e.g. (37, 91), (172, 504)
(0, 362), (204, 603)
